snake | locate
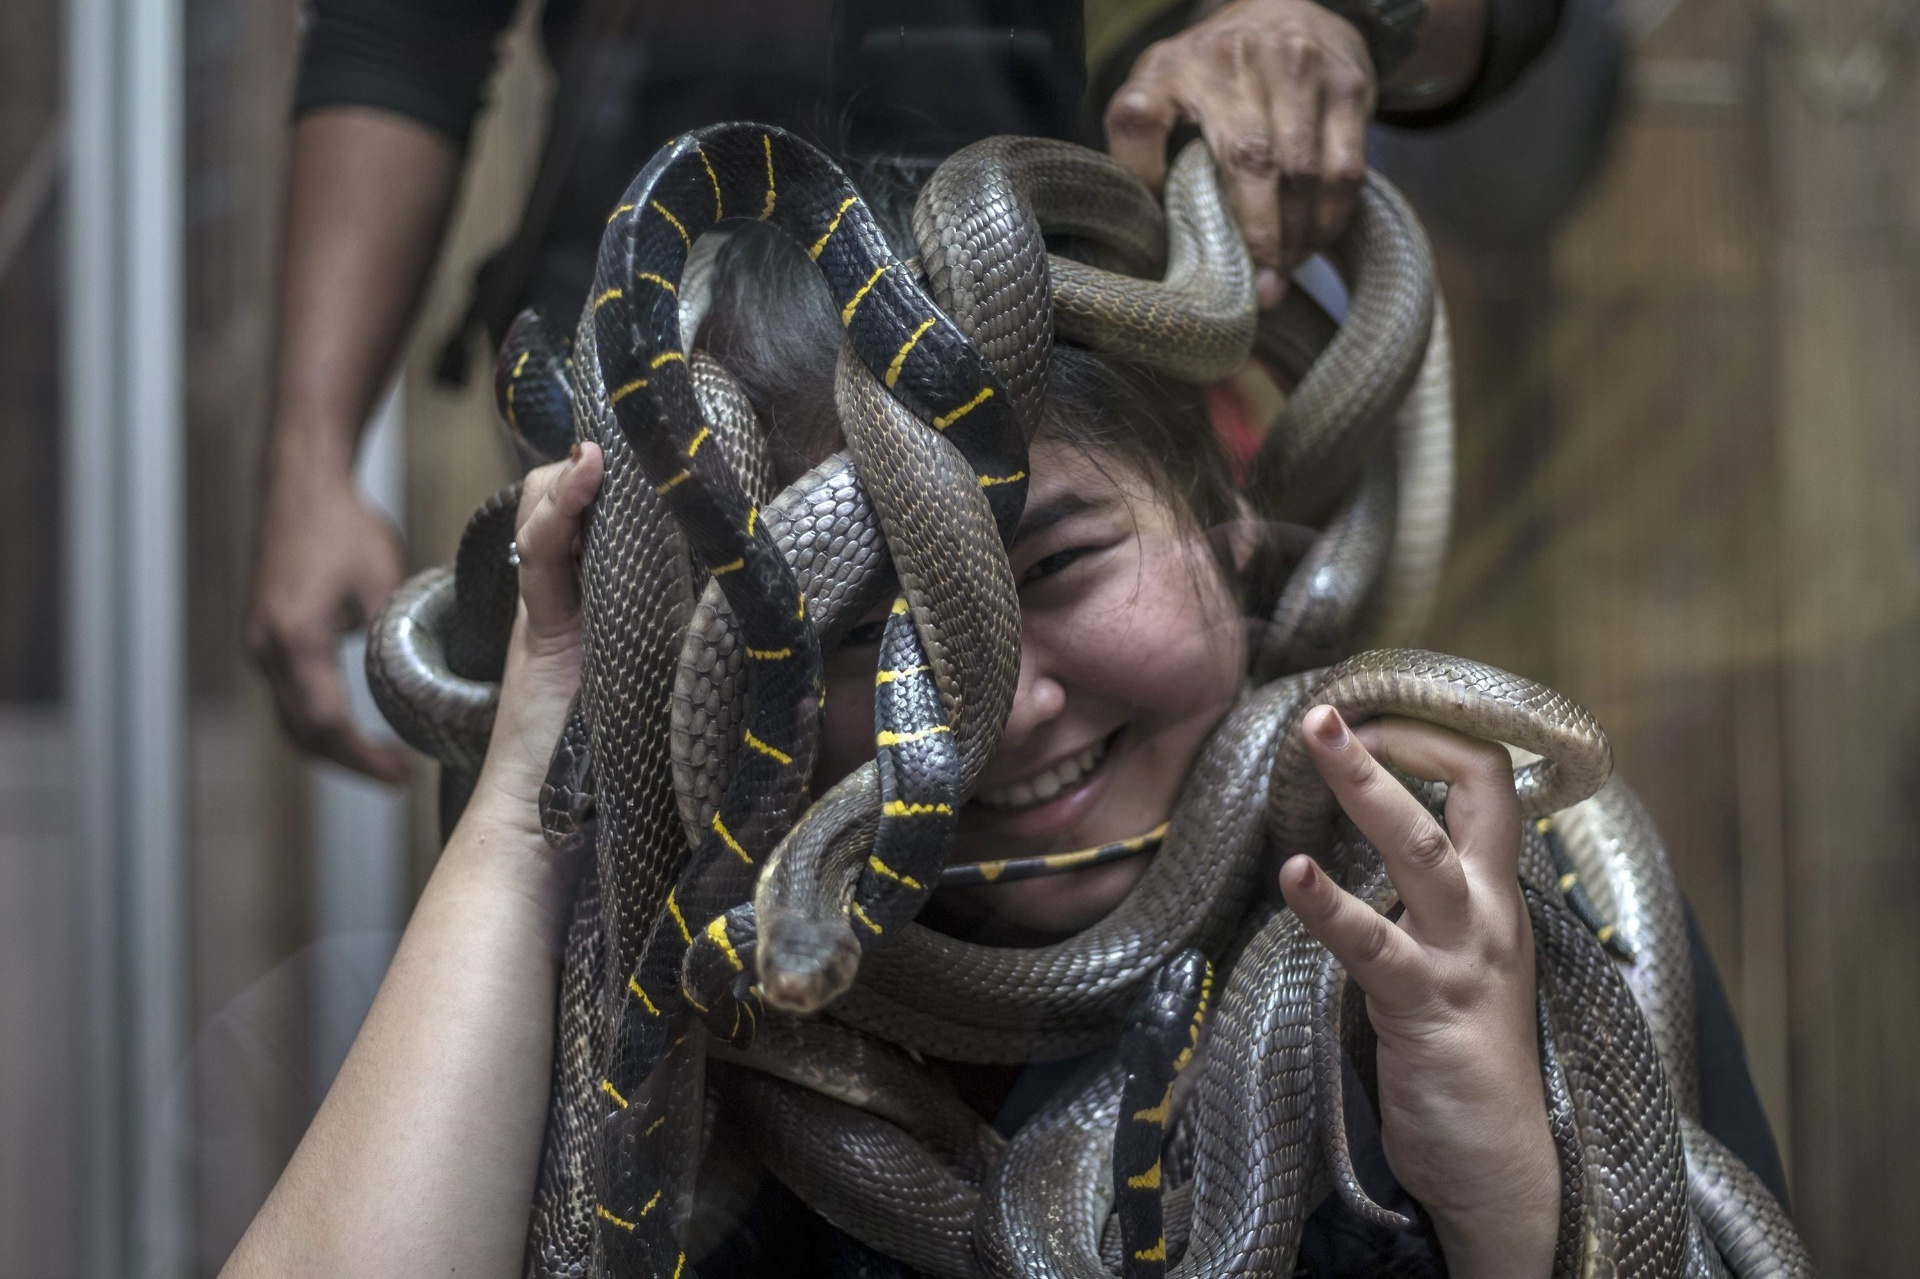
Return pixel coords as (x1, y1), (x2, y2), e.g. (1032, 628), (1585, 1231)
(364, 123), (1812, 1278)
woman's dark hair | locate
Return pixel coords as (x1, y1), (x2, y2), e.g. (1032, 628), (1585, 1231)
(697, 214), (1242, 517)
(690, 189), (1311, 629)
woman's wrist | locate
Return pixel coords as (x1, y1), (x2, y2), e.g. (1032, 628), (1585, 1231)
(444, 781), (580, 938)
(1422, 1128), (1560, 1279)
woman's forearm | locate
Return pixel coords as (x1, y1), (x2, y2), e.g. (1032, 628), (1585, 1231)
(220, 793), (569, 1279)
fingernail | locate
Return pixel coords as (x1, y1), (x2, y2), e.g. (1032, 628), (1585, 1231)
(1284, 855), (1324, 901)
(1256, 268), (1282, 308)
(568, 441), (582, 462)
(1310, 706), (1348, 750)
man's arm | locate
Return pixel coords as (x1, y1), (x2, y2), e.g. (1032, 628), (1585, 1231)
(247, 109), (460, 782)
(1105, 0), (1492, 307)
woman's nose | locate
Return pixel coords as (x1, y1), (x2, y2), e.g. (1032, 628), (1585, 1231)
(996, 639), (1065, 750)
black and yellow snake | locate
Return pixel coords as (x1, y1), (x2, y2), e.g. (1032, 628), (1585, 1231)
(367, 123), (1812, 1279)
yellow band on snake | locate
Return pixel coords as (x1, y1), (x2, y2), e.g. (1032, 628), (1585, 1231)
(937, 821), (1170, 887)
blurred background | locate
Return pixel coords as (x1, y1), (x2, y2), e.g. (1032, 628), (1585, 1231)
(2, 0), (1916, 1275)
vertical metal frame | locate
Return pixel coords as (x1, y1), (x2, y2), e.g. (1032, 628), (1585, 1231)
(64, 0), (188, 1273)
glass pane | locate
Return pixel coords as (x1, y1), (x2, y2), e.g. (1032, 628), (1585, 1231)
(0, 0), (79, 1271)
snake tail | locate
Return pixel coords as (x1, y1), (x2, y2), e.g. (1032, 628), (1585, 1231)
(1114, 950), (1211, 1279)
(681, 900), (763, 1049)
(594, 1034), (699, 1279)
(497, 307), (577, 472)
(538, 697), (596, 848)
(1310, 946), (1415, 1231)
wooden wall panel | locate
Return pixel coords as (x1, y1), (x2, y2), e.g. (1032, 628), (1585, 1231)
(1427, 0), (1920, 1268)
(1768, 33), (1920, 1270)
(1543, 0), (1780, 1057)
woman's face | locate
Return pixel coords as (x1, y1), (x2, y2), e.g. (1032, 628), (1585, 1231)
(816, 437), (1248, 941)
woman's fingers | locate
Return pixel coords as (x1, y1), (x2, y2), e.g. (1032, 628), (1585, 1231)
(1263, 39), (1320, 274)
(515, 443), (603, 645)
(1301, 705), (1472, 941)
(1279, 853), (1426, 1005)
(1350, 715), (1522, 883)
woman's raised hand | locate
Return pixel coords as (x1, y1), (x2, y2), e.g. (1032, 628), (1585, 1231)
(1280, 706), (1558, 1279)
(470, 443), (604, 840)
(221, 443), (607, 1279)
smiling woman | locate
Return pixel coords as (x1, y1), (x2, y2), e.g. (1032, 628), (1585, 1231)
(696, 215), (1265, 941)
(825, 439), (1248, 941)
(219, 155), (1812, 1276)
(678, 215), (1583, 1275)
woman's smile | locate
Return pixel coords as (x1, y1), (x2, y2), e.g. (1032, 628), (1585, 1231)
(962, 727), (1122, 839)
(972, 729), (1113, 812)
(817, 439), (1249, 938)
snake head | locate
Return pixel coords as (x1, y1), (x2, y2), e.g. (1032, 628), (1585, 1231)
(757, 910), (862, 1014)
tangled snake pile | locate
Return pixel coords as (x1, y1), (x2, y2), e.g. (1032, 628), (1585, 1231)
(367, 123), (1813, 1279)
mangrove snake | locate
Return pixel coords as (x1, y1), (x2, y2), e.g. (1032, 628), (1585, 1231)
(366, 123), (1813, 1278)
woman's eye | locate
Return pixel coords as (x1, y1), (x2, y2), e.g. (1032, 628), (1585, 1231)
(842, 617), (888, 647)
(1020, 547), (1087, 585)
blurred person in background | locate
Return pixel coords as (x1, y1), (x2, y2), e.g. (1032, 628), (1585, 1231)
(248, 0), (1589, 782)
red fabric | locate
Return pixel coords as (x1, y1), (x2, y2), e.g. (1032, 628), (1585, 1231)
(1203, 378), (1265, 488)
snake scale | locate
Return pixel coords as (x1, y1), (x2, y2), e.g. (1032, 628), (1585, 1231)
(366, 123), (1813, 1278)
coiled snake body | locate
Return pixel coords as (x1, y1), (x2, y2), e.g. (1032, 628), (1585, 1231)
(368, 124), (1812, 1278)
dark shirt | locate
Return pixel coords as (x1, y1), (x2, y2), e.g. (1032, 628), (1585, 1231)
(175, 908), (1786, 1276)
(694, 905), (1787, 1278)
(292, 0), (1570, 329)
(294, 1), (1568, 151)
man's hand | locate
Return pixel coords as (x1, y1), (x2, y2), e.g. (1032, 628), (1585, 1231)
(248, 461), (413, 783)
(1106, 0), (1376, 308)
(250, 109), (461, 781)
(1281, 706), (1560, 1279)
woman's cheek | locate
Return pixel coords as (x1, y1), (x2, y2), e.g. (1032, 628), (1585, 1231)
(1079, 550), (1242, 714)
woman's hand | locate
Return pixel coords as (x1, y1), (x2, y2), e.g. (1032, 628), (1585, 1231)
(1279, 706), (1559, 1279)
(1105, 0), (1376, 308)
(469, 443), (604, 842)
(222, 442), (606, 1279)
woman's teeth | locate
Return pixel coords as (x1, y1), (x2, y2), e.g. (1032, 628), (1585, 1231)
(974, 738), (1109, 811)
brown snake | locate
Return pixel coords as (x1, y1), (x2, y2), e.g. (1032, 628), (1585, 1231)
(366, 130), (1811, 1278)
